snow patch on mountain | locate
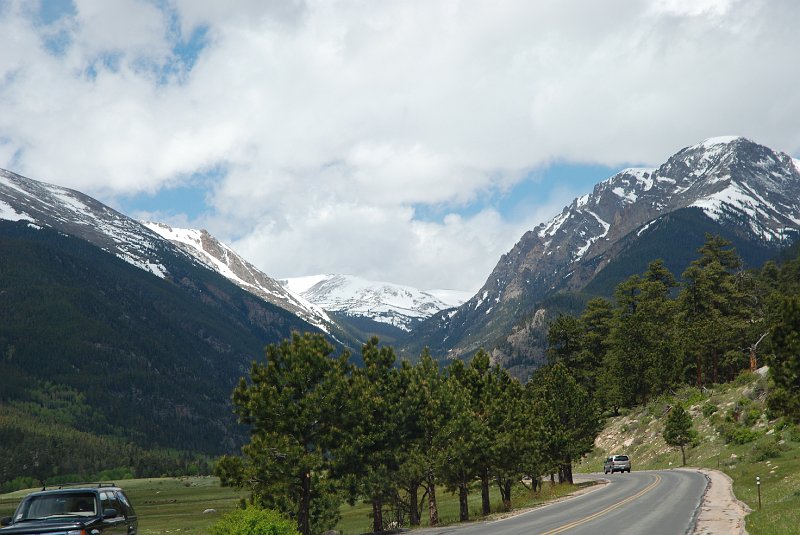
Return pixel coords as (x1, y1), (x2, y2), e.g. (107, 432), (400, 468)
(1, 168), (172, 279)
(282, 274), (469, 331)
(0, 198), (32, 222)
(699, 135), (743, 148)
(143, 222), (332, 331)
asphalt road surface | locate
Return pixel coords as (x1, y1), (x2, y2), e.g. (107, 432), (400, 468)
(417, 470), (708, 535)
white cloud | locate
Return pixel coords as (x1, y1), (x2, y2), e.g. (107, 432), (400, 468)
(72, 0), (169, 59)
(1, 0), (799, 291)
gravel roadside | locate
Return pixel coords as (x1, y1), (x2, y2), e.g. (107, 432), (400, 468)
(690, 468), (751, 535)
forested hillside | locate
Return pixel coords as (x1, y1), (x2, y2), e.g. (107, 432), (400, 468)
(0, 220), (317, 487)
(547, 233), (800, 417)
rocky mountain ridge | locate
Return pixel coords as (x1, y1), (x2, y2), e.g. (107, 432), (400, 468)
(407, 137), (800, 364)
(142, 222), (333, 332)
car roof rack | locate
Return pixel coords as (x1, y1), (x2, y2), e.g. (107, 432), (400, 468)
(41, 482), (117, 490)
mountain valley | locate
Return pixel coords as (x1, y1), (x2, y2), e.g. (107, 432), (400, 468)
(1, 135), (799, 484)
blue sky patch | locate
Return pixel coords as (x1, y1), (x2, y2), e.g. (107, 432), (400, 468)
(36, 0), (75, 25)
(117, 164), (228, 221)
(119, 183), (210, 221)
(413, 162), (627, 224)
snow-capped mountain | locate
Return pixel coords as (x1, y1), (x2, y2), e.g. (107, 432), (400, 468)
(408, 137), (800, 362)
(282, 274), (470, 332)
(1, 168), (175, 277)
(0, 168), (327, 336)
(142, 222), (332, 332)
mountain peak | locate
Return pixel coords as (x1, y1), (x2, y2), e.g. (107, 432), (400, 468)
(696, 135), (746, 149)
(406, 136), (800, 366)
(282, 274), (469, 332)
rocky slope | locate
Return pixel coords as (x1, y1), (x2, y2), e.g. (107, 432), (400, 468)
(143, 222), (333, 332)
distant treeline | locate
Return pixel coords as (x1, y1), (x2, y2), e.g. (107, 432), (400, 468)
(217, 234), (800, 535)
(0, 401), (213, 493)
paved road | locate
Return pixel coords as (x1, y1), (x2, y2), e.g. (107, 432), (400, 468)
(417, 470), (708, 535)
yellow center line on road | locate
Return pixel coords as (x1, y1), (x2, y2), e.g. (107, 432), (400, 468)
(539, 474), (663, 535)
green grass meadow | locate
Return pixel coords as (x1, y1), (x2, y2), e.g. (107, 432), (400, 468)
(0, 477), (246, 535)
(0, 477), (587, 535)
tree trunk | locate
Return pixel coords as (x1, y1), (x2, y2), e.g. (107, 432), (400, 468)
(550, 473), (555, 486)
(498, 478), (512, 511)
(696, 353), (703, 388)
(409, 485), (420, 526)
(566, 462), (573, 484)
(372, 498), (383, 533)
(298, 471), (311, 535)
(428, 478), (439, 527)
(712, 349), (718, 384)
(458, 483), (469, 522)
(681, 445), (686, 467)
(481, 471), (491, 516)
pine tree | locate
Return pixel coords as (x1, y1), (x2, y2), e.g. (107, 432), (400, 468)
(766, 297), (800, 423)
(439, 362), (483, 521)
(663, 404), (697, 466)
(531, 363), (600, 484)
(217, 332), (351, 535)
(605, 261), (679, 407)
(466, 350), (496, 516)
(336, 337), (399, 532)
(679, 234), (746, 386)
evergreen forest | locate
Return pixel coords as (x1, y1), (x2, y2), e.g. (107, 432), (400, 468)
(217, 234), (800, 535)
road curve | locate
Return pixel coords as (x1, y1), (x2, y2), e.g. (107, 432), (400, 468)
(417, 470), (708, 535)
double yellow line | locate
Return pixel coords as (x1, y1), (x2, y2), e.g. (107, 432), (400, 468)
(540, 474), (662, 534)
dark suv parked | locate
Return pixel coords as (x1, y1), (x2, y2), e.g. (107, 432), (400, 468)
(0, 483), (137, 534)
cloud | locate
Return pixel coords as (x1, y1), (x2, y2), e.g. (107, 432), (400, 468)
(1, 0), (799, 291)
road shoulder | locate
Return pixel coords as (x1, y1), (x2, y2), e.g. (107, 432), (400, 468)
(688, 468), (751, 535)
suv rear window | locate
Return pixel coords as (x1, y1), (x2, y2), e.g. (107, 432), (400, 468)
(614, 455), (629, 461)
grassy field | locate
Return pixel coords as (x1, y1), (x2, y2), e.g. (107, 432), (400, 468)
(0, 476), (589, 535)
(0, 476), (247, 535)
(576, 371), (800, 535)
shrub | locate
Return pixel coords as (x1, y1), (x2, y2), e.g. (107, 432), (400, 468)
(701, 403), (718, 417)
(716, 422), (759, 445)
(749, 437), (788, 462)
(210, 506), (299, 535)
(682, 387), (705, 406)
(743, 408), (762, 427)
(730, 428), (759, 445)
(734, 371), (757, 386)
(788, 424), (800, 443)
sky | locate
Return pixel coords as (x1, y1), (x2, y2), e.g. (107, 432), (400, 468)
(1, 0), (799, 294)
